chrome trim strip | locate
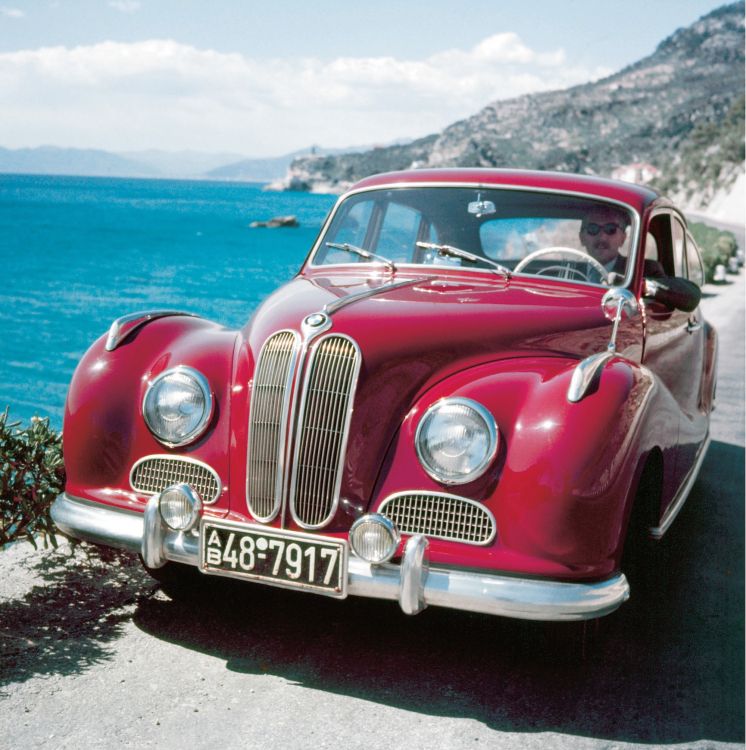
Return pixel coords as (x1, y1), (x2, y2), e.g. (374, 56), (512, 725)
(288, 334), (362, 529)
(129, 454), (222, 504)
(51, 492), (630, 620)
(324, 277), (428, 316)
(567, 352), (615, 403)
(379, 491), (497, 546)
(650, 433), (711, 539)
(105, 310), (198, 351)
(246, 330), (300, 523)
(307, 181), (641, 292)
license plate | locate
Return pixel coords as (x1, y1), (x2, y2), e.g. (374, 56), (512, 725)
(199, 520), (348, 598)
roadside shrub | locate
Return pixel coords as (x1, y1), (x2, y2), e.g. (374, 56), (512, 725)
(0, 409), (65, 548)
(689, 222), (738, 282)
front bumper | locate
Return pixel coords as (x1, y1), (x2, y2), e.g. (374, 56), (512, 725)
(52, 492), (630, 621)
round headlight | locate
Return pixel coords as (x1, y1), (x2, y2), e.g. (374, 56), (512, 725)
(143, 366), (213, 447)
(158, 484), (202, 531)
(415, 397), (498, 484)
(349, 514), (400, 564)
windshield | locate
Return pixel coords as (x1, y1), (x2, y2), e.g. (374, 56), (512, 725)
(312, 186), (636, 286)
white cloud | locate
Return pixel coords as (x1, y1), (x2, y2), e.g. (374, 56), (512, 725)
(0, 37), (611, 155)
(0, 6), (24, 18)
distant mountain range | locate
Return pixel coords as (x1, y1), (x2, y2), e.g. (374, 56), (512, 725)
(0, 145), (308, 181)
(274, 1), (745, 210)
(0, 144), (396, 182)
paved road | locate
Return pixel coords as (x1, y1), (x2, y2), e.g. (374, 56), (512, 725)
(1, 230), (744, 749)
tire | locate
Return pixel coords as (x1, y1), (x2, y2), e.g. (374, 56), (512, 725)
(621, 454), (668, 600)
(140, 558), (205, 600)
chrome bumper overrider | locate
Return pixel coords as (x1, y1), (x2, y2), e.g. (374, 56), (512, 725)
(52, 493), (630, 621)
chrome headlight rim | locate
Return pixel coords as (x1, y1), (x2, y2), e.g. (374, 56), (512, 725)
(415, 396), (498, 485)
(142, 365), (214, 448)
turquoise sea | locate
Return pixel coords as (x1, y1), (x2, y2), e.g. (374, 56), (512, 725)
(0, 174), (337, 428)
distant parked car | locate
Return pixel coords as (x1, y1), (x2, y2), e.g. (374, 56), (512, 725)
(53, 169), (716, 622)
(714, 264), (728, 283)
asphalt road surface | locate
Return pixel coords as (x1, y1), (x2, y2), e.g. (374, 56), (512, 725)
(1, 228), (744, 750)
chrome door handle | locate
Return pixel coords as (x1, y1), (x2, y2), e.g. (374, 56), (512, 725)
(686, 320), (702, 333)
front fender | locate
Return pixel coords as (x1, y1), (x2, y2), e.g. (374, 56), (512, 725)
(372, 356), (656, 580)
(63, 315), (240, 510)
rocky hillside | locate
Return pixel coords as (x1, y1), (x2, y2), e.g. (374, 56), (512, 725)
(276, 2), (745, 205)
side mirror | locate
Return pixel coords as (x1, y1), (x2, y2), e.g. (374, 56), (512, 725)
(643, 277), (702, 313)
(601, 287), (639, 353)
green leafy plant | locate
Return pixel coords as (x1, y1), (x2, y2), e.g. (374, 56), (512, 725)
(689, 222), (738, 282)
(0, 409), (65, 548)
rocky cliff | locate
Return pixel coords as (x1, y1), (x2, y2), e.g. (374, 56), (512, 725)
(274, 1), (745, 206)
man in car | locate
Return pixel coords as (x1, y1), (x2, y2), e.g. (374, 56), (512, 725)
(579, 207), (700, 312)
(579, 207), (633, 272)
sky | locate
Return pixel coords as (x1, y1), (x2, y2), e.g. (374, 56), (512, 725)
(0, 0), (736, 157)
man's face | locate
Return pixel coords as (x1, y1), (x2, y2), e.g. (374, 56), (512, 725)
(579, 211), (628, 265)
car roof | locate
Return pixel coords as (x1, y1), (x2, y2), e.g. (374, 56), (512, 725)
(350, 168), (663, 214)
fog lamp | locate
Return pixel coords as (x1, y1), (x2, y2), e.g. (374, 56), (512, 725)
(349, 514), (400, 564)
(158, 484), (202, 531)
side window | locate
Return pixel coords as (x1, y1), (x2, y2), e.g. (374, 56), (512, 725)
(685, 231), (705, 287)
(647, 213), (674, 275)
(671, 218), (687, 277)
(375, 203), (424, 262)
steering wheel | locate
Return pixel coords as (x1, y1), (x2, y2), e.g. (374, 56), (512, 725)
(513, 247), (609, 284)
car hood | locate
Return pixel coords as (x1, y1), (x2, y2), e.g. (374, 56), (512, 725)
(244, 270), (616, 362)
(240, 270), (630, 511)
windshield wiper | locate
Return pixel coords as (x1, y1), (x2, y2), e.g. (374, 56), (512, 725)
(325, 242), (397, 272)
(416, 241), (511, 278)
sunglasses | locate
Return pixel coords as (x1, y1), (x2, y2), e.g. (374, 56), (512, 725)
(583, 222), (623, 236)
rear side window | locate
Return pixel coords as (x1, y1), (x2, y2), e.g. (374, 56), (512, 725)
(685, 231), (705, 287)
(672, 218), (687, 277)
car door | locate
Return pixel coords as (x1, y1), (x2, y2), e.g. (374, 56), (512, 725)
(676, 226), (709, 471)
(641, 211), (707, 494)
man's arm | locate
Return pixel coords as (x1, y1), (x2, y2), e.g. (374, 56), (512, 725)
(642, 260), (701, 313)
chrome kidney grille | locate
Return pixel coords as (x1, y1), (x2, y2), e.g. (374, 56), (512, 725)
(246, 331), (361, 528)
(289, 335), (361, 528)
(379, 492), (497, 545)
(130, 455), (221, 504)
(246, 330), (299, 521)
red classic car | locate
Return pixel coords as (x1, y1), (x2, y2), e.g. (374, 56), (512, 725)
(52, 169), (715, 621)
